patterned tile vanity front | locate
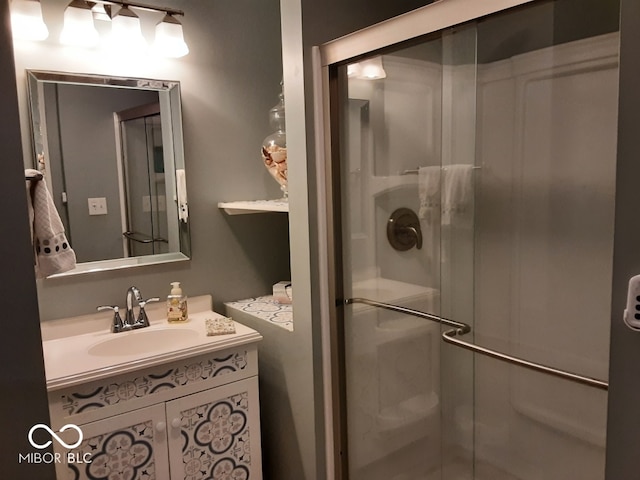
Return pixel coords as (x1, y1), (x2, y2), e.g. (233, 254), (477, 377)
(45, 307), (263, 480)
(49, 345), (258, 428)
(53, 377), (261, 480)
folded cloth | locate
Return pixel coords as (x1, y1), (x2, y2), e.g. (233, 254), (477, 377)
(26, 169), (76, 278)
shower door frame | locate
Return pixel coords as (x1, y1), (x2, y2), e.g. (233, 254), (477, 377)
(311, 0), (612, 478)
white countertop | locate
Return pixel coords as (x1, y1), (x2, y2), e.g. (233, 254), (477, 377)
(42, 295), (262, 391)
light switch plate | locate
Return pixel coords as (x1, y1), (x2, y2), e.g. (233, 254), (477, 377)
(88, 197), (107, 215)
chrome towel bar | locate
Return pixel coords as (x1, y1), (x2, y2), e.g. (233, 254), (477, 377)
(344, 297), (608, 391)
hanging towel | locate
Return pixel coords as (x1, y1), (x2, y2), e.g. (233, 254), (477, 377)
(418, 166), (441, 222)
(25, 169), (76, 278)
(176, 168), (189, 223)
(441, 164), (474, 226)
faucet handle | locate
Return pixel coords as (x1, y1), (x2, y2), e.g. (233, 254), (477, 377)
(137, 297), (160, 327)
(139, 297), (160, 308)
(97, 305), (125, 333)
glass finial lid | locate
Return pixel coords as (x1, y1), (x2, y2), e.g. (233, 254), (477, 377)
(261, 81), (288, 198)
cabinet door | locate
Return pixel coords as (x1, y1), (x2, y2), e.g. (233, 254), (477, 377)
(166, 376), (262, 480)
(54, 403), (170, 480)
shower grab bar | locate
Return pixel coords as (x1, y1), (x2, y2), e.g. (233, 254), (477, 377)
(344, 297), (609, 391)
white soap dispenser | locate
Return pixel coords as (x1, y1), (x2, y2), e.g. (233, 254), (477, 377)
(167, 281), (188, 323)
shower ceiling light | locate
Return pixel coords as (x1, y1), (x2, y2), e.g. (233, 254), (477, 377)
(10, 0), (49, 41)
(110, 4), (147, 53)
(153, 13), (189, 58)
(60, 0), (99, 47)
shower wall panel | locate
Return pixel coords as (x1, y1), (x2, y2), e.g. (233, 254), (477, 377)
(473, 32), (618, 479)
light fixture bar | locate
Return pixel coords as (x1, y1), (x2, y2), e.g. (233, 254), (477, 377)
(93, 0), (184, 17)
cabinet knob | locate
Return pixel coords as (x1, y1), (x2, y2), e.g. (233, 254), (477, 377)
(155, 421), (166, 432)
(171, 418), (181, 429)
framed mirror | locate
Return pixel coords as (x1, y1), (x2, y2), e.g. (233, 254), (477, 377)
(26, 70), (191, 277)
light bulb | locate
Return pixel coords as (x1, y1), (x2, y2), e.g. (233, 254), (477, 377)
(153, 14), (189, 58)
(60, 0), (99, 47)
(110, 5), (147, 53)
(10, 0), (48, 41)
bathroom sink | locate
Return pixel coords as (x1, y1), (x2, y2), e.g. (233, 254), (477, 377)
(42, 299), (263, 390)
(88, 327), (199, 357)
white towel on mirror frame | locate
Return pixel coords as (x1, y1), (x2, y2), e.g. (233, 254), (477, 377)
(176, 168), (188, 223)
(25, 169), (76, 278)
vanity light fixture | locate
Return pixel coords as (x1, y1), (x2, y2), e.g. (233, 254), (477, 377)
(110, 4), (147, 52)
(91, 2), (112, 22)
(10, 0), (189, 58)
(153, 13), (188, 58)
(347, 57), (387, 80)
(10, 0), (49, 41)
(347, 62), (362, 78)
(60, 0), (99, 47)
(358, 57), (387, 80)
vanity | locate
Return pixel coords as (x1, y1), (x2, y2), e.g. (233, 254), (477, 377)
(41, 295), (263, 480)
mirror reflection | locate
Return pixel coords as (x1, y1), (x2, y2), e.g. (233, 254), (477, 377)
(26, 70), (190, 276)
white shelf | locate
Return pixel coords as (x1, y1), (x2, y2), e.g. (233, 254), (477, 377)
(218, 199), (289, 215)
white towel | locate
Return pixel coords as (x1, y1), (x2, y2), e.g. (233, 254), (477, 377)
(418, 166), (441, 222)
(26, 169), (76, 278)
(441, 164), (473, 225)
(176, 168), (188, 223)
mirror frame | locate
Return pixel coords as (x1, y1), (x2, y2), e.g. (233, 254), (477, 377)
(26, 70), (191, 277)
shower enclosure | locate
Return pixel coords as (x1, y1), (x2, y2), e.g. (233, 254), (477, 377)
(320, 0), (619, 478)
(117, 103), (170, 258)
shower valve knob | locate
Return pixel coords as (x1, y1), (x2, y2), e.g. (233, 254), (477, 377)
(387, 208), (423, 251)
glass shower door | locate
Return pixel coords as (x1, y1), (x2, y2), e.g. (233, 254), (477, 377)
(119, 110), (169, 257)
(339, 25), (477, 479)
(333, 1), (618, 479)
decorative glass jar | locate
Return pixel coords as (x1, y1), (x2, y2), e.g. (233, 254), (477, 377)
(261, 82), (287, 198)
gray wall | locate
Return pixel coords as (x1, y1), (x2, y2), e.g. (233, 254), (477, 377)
(605, 0), (640, 477)
(0, 1), (54, 477)
(13, 0), (290, 320)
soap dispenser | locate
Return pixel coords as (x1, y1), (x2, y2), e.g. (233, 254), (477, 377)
(167, 282), (188, 323)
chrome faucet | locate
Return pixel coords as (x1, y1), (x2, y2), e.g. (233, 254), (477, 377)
(125, 286), (143, 326)
(98, 286), (160, 333)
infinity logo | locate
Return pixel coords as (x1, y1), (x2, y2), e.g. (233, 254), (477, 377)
(28, 424), (83, 450)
